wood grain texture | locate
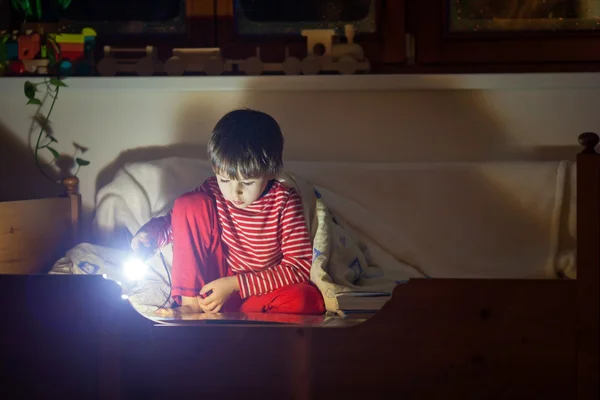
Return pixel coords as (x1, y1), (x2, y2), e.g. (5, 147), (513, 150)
(0, 178), (81, 275)
(0, 197), (72, 274)
(118, 279), (577, 399)
(576, 150), (600, 400)
(186, 0), (217, 45)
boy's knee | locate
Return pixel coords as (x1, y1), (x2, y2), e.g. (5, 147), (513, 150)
(278, 283), (325, 315)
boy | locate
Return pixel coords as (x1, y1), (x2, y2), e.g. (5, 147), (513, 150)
(131, 109), (325, 316)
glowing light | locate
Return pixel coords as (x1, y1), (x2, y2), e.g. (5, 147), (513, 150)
(121, 294), (129, 300)
(123, 257), (148, 281)
(102, 273), (108, 279)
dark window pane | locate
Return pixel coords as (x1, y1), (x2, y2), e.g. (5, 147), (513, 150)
(18, 0), (182, 22)
(238, 0), (372, 22)
(449, 0), (600, 32)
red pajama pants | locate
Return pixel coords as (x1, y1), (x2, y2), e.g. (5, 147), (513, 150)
(170, 191), (325, 315)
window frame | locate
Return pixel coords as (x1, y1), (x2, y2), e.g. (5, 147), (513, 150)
(214, 0), (406, 69)
(414, 0), (600, 65)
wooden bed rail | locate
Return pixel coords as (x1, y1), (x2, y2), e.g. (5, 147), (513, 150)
(576, 132), (600, 400)
(0, 175), (81, 274)
(62, 175), (82, 248)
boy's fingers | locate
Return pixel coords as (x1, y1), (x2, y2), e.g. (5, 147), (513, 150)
(199, 297), (213, 309)
(199, 285), (213, 296)
(201, 301), (218, 313)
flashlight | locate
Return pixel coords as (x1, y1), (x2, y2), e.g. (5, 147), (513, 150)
(122, 255), (149, 281)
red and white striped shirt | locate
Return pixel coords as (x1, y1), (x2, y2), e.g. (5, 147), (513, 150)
(143, 177), (313, 298)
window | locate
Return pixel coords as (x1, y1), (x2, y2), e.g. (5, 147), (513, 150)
(234, 0), (377, 35)
(448, 0), (600, 32)
(10, 0), (187, 34)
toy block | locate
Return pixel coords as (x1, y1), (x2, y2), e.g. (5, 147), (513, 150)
(54, 33), (85, 44)
(18, 34), (41, 60)
(5, 41), (18, 60)
(59, 42), (84, 52)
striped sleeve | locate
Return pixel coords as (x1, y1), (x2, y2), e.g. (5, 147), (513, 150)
(236, 189), (313, 298)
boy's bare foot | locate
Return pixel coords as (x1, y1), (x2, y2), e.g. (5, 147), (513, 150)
(155, 307), (176, 317)
(154, 305), (204, 316)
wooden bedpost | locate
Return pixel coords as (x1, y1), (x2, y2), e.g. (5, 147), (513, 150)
(576, 132), (600, 400)
(62, 175), (82, 248)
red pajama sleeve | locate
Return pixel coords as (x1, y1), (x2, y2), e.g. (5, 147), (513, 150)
(136, 183), (213, 248)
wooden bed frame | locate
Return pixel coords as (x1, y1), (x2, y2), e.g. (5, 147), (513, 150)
(0, 176), (81, 274)
(1, 135), (598, 399)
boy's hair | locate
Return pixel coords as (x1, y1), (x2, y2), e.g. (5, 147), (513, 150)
(208, 109), (284, 180)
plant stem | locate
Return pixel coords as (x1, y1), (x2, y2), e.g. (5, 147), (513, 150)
(34, 84), (60, 183)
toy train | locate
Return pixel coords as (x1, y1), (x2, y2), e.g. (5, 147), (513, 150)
(1, 24), (369, 77)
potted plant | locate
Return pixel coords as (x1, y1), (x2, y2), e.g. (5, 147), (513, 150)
(23, 77), (90, 194)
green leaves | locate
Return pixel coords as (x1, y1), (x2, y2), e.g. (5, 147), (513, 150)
(24, 80), (37, 100)
(25, 75), (90, 180)
(25, 78), (67, 106)
(76, 158), (91, 166)
(50, 78), (68, 87)
(11, 0), (33, 17)
(35, 0), (41, 19)
(46, 146), (60, 160)
(59, 0), (73, 9)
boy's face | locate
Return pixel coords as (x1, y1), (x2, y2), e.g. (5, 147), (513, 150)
(215, 173), (271, 209)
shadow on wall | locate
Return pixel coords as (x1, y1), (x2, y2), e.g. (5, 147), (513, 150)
(0, 121), (64, 202)
(95, 143), (208, 197)
(92, 87), (580, 274)
(95, 96), (226, 196)
(257, 90), (580, 163)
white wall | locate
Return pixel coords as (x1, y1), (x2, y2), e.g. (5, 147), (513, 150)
(0, 73), (598, 223)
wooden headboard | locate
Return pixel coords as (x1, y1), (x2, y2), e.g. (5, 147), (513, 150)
(0, 176), (81, 275)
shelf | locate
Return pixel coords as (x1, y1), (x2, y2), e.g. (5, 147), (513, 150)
(1, 72), (600, 92)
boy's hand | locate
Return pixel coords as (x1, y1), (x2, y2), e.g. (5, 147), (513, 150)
(198, 276), (240, 314)
(130, 230), (157, 259)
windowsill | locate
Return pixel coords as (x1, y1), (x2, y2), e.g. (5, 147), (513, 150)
(1, 72), (599, 91)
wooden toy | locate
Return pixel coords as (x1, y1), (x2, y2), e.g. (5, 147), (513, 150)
(300, 24), (370, 75)
(97, 45), (162, 77)
(164, 47), (230, 76)
(1, 23), (368, 77)
(17, 32), (41, 60)
(155, 24), (368, 77)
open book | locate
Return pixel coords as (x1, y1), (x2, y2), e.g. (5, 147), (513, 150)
(336, 279), (423, 312)
(336, 291), (393, 313)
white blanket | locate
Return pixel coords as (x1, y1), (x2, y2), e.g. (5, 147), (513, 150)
(81, 157), (575, 314)
(90, 158), (423, 313)
(49, 243), (173, 314)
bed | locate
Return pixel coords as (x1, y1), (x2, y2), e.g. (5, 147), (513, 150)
(0, 176), (81, 275)
(1, 133), (598, 399)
